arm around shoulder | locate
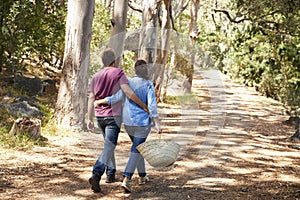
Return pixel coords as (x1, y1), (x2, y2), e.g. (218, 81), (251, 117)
(120, 83), (149, 113)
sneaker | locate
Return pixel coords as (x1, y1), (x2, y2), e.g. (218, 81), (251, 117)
(138, 176), (149, 185)
(105, 174), (115, 183)
(121, 177), (131, 193)
(89, 174), (101, 193)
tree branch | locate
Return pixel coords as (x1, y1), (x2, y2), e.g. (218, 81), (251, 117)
(214, 9), (249, 23)
(215, 8), (299, 36)
(214, 9), (280, 24)
(128, 0), (143, 12)
(169, 0), (178, 33)
(254, 10), (280, 22)
(174, 0), (190, 19)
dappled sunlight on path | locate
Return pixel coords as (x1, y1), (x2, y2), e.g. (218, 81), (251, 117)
(170, 70), (300, 199)
(1, 70), (299, 200)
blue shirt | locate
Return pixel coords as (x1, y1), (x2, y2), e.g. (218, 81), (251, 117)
(106, 75), (158, 126)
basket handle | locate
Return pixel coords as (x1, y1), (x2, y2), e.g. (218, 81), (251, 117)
(158, 133), (161, 140)
(157, 129), (164, 140)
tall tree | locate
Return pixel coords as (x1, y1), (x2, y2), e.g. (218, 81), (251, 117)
(184, 0), (199, 93)
(55, 0), (95, 130)
(139, 0), (161, 79)
(108, 0), (128, 67)
(173, 0), (190, 19)
(154, 0), (172, 100)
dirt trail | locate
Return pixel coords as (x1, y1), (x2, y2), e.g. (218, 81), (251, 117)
(1, 70), (299, 200)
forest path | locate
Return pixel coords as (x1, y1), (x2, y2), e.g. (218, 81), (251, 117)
(1, 70), (300, 200)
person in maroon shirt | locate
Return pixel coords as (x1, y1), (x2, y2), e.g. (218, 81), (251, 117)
(87, 48), (148, 193)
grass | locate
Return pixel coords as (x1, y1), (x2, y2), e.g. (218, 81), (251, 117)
(0, 127), (48, 150)
(0, 77), (56, 150)
(164, 95), (180, 105)
(0, 90), (76, 151)
(164, 94), (202, 105)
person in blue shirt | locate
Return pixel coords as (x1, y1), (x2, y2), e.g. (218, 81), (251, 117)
(94, 59), (162, 193)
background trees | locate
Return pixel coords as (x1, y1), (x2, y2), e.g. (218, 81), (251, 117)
(108, 0), (128, 67)
(213, 0), (300, 113)
(0, 0), (299, 131)
(0, 0), (66, 75)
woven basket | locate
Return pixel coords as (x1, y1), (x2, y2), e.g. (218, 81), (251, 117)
(136, 139), (180, 168)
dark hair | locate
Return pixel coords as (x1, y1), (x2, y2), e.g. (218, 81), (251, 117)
(135, 59), (148, 79)
(101, 48), (116, 66)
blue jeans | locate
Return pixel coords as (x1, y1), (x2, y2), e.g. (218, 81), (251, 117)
(123, 125), (151, 179)
(93, 116), (121, 177)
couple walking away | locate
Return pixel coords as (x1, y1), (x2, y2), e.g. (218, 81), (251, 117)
(87, 48), (162, 193)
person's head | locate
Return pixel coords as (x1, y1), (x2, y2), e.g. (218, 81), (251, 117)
(135, 59), (148, 79)
(101, 48), (116, 67)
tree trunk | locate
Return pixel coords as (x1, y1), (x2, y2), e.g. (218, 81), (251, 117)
(55, 0), (95, 131)
(154, 0), (171, 100)
(185, 0), (199, 93)
(173, 0), (190, 19)
(189, 0), (200, 40)
(139, 0), (161, 80)
(108, 0), (128, 67)
(162, 49), (176, 101)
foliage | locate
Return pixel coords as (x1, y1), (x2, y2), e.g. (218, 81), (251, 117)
(164, 95), (180, 105)
(173, 53), (190, 75)
(90, 2), (146, 78)
(0, 77), (56, 149)
(1, 0), (299, 134)
(214, 0), (300, 113)
(0, 103), (14, 128)
(89, 2), (111, 76)
(37, 96), (56, 127)
(0, 126), (47, 151)
(122, 50), (136, 77)
(0, 97), (53, 150)
(0, 0), (66, 73)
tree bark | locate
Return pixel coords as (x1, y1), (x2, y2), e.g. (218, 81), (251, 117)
(154, 0), (171, 100)
(108, 0), (128, 67)
(184, 0), (199, 93)
(139, 0), (161, 80)
(55, 0), (95, 131)
(173, 0), (190, 19)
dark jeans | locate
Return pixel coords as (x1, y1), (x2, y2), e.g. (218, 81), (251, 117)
(93, 116), (121, 177)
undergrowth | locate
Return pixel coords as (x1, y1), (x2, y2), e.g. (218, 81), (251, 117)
(0, 76), (57, 150)
(0, 127), (47, 150)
